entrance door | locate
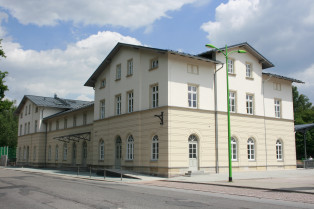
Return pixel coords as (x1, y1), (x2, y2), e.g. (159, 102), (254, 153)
(72, 143), (76, 165)
(115, 137), (122, 169)
(188, 135), (198, 171)
(82, 141), (87, 167)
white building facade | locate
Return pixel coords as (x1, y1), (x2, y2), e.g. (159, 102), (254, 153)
(15, 43), (302, 177)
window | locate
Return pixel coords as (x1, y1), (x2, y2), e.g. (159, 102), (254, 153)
(151, 85), (159, 108)
(49, 122), (52, 131)
(55, 145), (59, 160)
(188, 85), (198, 108)
(231, 137), (237, 161)
(127, 59), (133, 76)
(34, 120), (38, 133)
(20, 113), (23, 118)
(29, 104), (31, 114)
(99, 140), (104, 160)
(83, 142), (87, 159)
(56, 120), (59, 130)
(187, 64), (199, 74)
(246, 94), (254, 115)
(23, 147), (26, 160)
(27, 122), (30, 134)
(35, 106), (38, 113)
(274, 99), (281, 118)
(63, 143), (67, 160)
(20, 125), (22, 136)
(228, 59), (234, 74)
(116, 64), (121, 80)
(229, 92), (236, 113)
(19, 147), (21, 160)
(73, 115), (77, 127)
(127, 91), (134, 113)
(151, 135), (159, 160)
(247, 138), (255, 160)
(115, 95), (121, 115)
(83, 112), (87, 125)
(151, 58), (159, 69)
(33, 146), (36, 161)
(48, 145), (51, 161)
(276, 140), (283, 160)
(64, 118), (67, 129)
(246, 63), (252, 78)
(100, 79), (106, 88)
(127, 135), (134, 160)
(25, 106), (27, 115)
(100, 100), (105, 119)
(24, 123), (27, 135)
(273, 82), (281, 91)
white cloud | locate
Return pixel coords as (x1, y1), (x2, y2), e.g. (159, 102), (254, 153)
(201, 0), (314, 102)
(0, 0), (195, 28)
(2, 31), (141, 103)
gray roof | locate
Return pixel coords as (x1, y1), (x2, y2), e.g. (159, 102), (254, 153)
(198, 42), (274, 69)
(84, 42), (220, 87)
(295, 123), (314, 132)
(262, 72), (304, 83)
(15, 95), (92, 115)
(43, 101), (94, 120)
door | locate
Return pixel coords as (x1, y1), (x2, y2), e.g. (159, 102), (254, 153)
(82, 141), (87, 167)
(188, 135), (198, 171)
(115, 137), (122, 169)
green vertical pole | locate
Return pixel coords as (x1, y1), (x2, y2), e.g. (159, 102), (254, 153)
(225, 45), (232, 182)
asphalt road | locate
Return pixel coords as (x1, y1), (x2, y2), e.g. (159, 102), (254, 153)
(0, 169), (312, 209)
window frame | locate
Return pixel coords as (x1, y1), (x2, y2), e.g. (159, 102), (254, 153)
(228, 59), (235, 74)
(276, 140), (283, 160)
(247, 138), (255, 161)
(151, 84), (159, 108)
(116, 64), (121, 80)
(48, 145), (51, 161)
(100, 78), (106, 88)
(126, 135), (134, 160)
(150, 58), (159, 70)
(115, 94), (122, 115)
(246, 63), (252, 78)
(99, 140), (104, 160)
(63, 143), (67, 161)
(100, 100), (105, 119)
(231, 137), (238, 161)
(274, 99), (281, 118)
(55, 145), (59, 161)
(127, 59), (133, 76)
(188, 84), (198, 109)
(229, 91), (236, 113)
(83, 112), (87, 125)
(34, 120), (38, 133)
(246, 94), (254, 115)
(127, 91), (134, 113)
(151, 135), (159, 160)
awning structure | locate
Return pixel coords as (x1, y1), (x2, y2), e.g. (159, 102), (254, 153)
(295, 123), (314, 160)
(53, 132), (91, 143)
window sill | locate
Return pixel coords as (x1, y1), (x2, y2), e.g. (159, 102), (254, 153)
(246, 77), (254, 80)
(126, 74), (133, 77)
(228, 73), (236, 77)
(150, 159), (158, 162)
(149, 67), (158, 71)
(99, 160), (104, 162)
(125, 159), (133, 162)
(115, 78), (121, 81)
(99, 86), (105, 89)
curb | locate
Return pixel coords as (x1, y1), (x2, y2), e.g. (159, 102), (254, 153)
(162, 180), (314, 195)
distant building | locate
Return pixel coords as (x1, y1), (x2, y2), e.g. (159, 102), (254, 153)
(15, 42), (303, 177)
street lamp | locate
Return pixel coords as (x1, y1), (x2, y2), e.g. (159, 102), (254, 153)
(205, 44), (246, 182)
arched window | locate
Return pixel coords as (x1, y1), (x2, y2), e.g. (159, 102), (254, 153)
(127, 135), (134, 160)
(55, 145), (59, 160)
(188, 134), (198, 159)
(63, 143), (68, 160)
(188, 134), (198, 142)
(247, 138), (255, 160)
(231, 137), (237, 161)
(48, 145), (51, 161)
(99, 140), (104, 160)
(151, 135), (159, 160)
(276, 140), (283, 160)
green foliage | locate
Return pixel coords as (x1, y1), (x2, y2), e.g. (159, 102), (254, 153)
(293, 86), (314, 159)
(0, 39), (18, 148)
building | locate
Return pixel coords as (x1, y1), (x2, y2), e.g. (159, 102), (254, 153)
(15, 42), (303, 177)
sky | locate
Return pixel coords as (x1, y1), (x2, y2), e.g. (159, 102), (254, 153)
(0, 0), (313, 105)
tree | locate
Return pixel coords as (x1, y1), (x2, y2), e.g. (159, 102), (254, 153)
(293, 86), (314, 159)
(0, 39), (18, 148)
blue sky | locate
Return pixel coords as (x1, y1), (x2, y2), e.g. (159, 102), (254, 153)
(0, 0), (313, 104)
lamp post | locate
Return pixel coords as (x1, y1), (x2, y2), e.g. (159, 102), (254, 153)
(205, 44), (246, 182)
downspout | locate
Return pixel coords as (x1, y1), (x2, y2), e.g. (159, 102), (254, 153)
(262, 74), (273, 170)
(214, 63), (224, 173)
(42, 108), (47, 168)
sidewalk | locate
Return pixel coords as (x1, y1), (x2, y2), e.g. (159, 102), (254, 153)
(2, 166), (314, 194)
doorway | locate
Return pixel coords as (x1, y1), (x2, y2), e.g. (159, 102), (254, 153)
(115, 136), (122, 169)
(188, 135), (198, 171)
